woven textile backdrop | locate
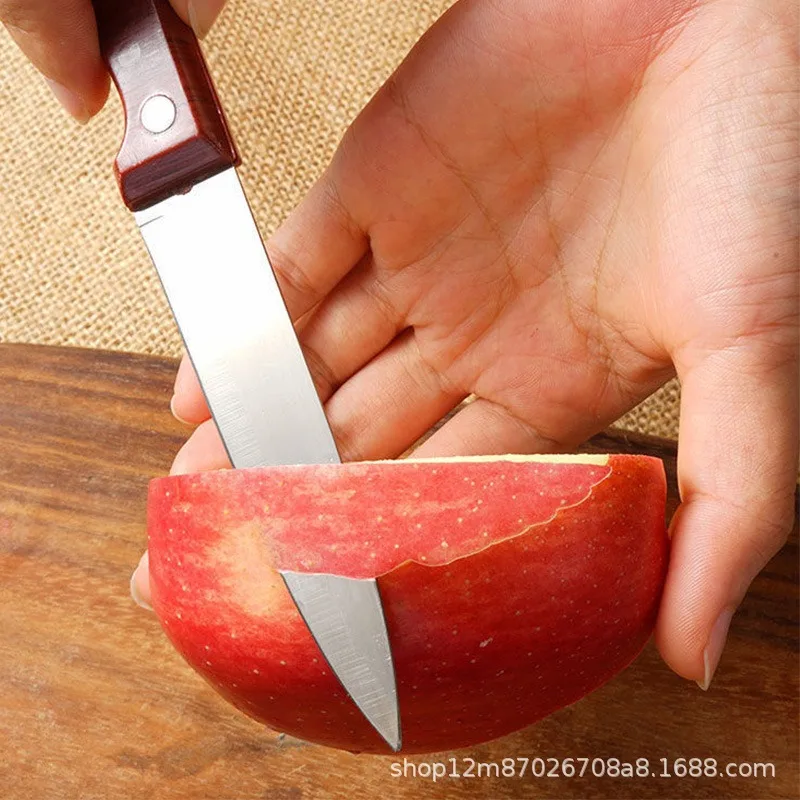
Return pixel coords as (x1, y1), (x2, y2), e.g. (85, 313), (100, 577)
(0, 0), (681, 439)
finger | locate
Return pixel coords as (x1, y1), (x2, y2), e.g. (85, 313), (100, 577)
(171, 255), (406, 421)
(175, 332), (466, 471)
(1, 0), (109, 121)
(171, 172), (370, 423)
(655, 343), (798, 687)
(296, 258), (405, 401)
(170, 418), (230, 475)
(171, 352), (206, 425)
(267, 176), (370, 321)
(130, 551), (152, 610)
(168, 256), (392, 427)
(412, 397), (571, 458)
(326, 329), (466, 462)
(168, 0), (226, 39)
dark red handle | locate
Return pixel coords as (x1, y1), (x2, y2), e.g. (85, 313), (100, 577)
(93, 0), (239, 211)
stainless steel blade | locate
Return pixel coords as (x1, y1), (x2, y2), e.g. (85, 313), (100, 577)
(134, 167), (400, 751)
(135, 169), (338, 469)
(282, 572), (400, 751)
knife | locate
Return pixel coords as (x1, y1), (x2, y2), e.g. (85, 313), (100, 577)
(92, 0), (400, 751)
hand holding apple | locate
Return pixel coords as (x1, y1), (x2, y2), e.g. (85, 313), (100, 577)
(135, 0), (797, 709)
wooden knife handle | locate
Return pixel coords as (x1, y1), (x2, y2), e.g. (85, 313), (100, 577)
(93, 0), (239, 211)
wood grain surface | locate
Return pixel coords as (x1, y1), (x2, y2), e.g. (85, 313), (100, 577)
(0, 343), (797, 800)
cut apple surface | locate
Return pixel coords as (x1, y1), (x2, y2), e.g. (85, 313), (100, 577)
(147, 453), (668, 754)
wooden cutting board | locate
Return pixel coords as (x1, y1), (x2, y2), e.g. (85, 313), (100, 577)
(0, 343), (797, 800)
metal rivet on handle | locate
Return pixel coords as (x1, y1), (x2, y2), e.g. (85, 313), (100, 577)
(141, 95), (176, 134)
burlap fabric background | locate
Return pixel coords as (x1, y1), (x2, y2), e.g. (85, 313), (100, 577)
(0, 0), (680, 439)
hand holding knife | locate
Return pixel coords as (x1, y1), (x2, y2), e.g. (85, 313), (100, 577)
(92, 0), (400, 751)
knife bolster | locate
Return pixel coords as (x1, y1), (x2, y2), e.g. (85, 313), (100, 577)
(94, 0), (240, 211)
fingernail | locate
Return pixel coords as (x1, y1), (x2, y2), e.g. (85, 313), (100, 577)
(130, 552), (152, 611)
(170, 395), (192, 426)
(44, 78), (90, 124)
(170, 443), (191, 476)
(697, 607), (735, 691)
(188, 0), (221, 39)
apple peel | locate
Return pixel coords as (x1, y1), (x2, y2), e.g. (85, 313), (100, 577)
(147, 453), (668, 754)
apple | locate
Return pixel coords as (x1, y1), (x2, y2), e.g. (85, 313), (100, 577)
(147, 453), (668, 754)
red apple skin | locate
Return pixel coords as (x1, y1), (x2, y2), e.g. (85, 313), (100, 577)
(147, 454), (668, 754)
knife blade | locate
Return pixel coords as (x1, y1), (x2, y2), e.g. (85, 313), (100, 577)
(93, 0), (400, 751)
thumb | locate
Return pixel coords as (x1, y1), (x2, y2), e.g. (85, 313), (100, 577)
(656, 342), (798, 688)
(1, 0), (226, 123)
(1, 0), (109, 121)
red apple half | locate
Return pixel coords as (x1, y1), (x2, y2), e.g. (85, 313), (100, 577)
(147, 453), (668, 754)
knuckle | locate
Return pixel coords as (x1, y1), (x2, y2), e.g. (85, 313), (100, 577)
(0, 1), (39, 33)
(267, 242), (317, 309)
(300, 343), (338, 402)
